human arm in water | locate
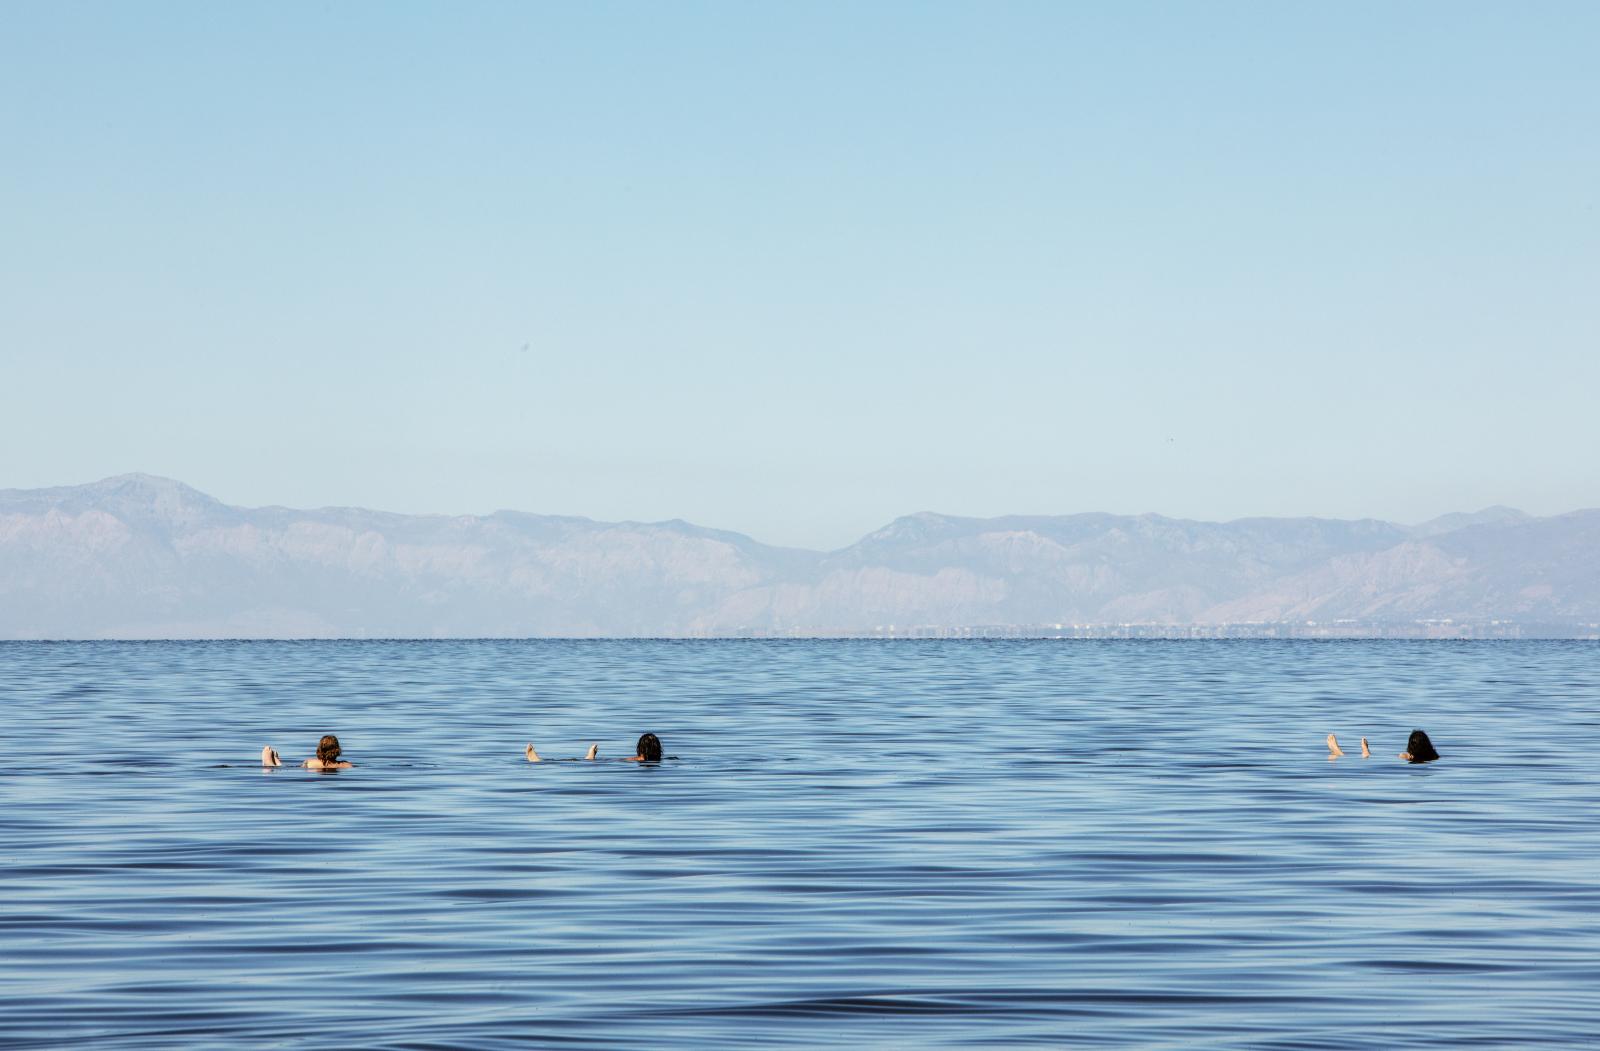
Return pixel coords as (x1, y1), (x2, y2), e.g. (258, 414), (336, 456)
(587, 736), (667, 760)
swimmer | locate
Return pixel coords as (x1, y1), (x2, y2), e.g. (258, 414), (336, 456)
(525, 733), (662, 763)
(1398, 729), (1440, 763)
(1326, 729), (1439, 763)
(261, 734), (354, 771)
(623, 733), (663, 762)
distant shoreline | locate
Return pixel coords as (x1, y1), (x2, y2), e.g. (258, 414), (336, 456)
(7, 475), (1598, 639)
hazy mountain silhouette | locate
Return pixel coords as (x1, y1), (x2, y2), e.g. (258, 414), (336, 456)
(2, 475), (1596, 637)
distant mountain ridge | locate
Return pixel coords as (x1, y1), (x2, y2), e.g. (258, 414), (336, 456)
(1, 474), (1597, 638)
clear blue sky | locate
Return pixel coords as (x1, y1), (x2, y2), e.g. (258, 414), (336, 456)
(3, 1), (1596, 549)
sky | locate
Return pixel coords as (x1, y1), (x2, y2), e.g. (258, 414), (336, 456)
(3, 1), (1597, 550)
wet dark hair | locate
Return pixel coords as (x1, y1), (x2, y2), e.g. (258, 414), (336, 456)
(317, 734), (342, 765)
(1405, 729), (1439, 763)
(636, 733), (662, 762)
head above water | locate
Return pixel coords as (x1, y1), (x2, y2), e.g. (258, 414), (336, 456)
(636, 733), (662, 762)
(317, 735), (342, 764)
(1405, 729), (1439, 763)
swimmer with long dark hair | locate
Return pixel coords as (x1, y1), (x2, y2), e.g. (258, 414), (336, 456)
(1398, 729), (1440, 763)
(261, 734), (354, 770)
(1326, 729), (1439, 763)
(525, 733), (663, 763)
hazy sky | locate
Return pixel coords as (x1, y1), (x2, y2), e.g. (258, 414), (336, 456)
(4, 2), (1597, 549)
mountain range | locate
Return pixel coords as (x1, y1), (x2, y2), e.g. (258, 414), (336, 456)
(2, 474), (1597, 638)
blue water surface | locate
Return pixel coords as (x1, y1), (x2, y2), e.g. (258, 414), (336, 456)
(2, 639), (1598, 1049)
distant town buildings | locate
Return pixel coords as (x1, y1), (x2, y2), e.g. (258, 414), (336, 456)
(718, 620), (1600, 640)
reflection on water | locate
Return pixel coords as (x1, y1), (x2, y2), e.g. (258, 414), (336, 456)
(2, 640), (1599, 1048)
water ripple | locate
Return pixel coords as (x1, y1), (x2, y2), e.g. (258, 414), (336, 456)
(1, 639), (1598, 1048)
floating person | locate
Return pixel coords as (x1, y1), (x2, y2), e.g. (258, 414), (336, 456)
(627, 733), (663, 762)
(525, 733), (663, 763)
(261, 734), (354, 771)
(1398, 729), (1440, 763)
(1326, 730), (1439, 763)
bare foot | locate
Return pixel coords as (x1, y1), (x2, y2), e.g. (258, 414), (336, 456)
(1326, 733), (1345, 758)
(525, 743), (541, 763)
(585, 743), (599, 760)
(261, 745), (281, 767)
(1360, 737), (1370, 758)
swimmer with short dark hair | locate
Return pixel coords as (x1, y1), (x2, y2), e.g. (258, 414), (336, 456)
(261, 734), (354, 770)
(1326, 729), (1439, 763)
(525, 733), (663, 763)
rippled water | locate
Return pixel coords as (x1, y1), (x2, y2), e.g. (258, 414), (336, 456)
(3, 640), (1599, 1048)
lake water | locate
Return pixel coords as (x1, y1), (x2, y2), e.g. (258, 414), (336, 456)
(3, 639), (1598, 1049)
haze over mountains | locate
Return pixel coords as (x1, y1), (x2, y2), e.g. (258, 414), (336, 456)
(2, 475), (1597, 639)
